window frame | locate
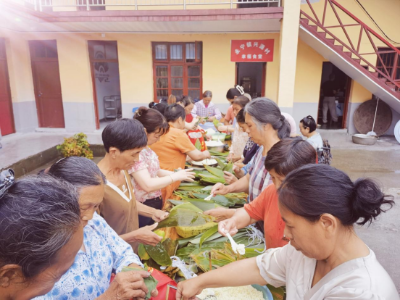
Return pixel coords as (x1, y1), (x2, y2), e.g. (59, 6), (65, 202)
(152, 41), (203, 102)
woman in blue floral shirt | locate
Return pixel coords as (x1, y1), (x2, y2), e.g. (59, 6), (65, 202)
(35, 157), (157, 300)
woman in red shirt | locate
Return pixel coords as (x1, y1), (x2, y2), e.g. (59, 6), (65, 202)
(219, 137), (316, 249)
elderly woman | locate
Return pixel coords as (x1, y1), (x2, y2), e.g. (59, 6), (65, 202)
(36, 157), (155, 300)
(132, 107), (195, 227)
(98, 118), (169, 252)
(207, 98), (290, 221)
(219, 138), (316, 248)
(177, 164), (399, 300)
(0, 171), (83, 300)
(191, 91), (221, 132)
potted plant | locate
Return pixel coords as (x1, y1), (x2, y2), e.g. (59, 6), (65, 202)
(57, 133), (94, 159)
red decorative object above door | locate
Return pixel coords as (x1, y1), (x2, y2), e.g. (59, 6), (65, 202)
(231, 39), (274, 62)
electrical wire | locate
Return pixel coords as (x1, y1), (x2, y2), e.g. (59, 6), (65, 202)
(354, 0), (400, 45)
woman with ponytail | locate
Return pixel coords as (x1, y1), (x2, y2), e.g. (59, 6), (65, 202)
(132, 107), (195, 226)
(210, 98), (290, 205)
(177, 164), (398, 300)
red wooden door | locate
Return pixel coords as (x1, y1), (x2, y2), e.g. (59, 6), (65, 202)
(30, 40), (65, 128)
(0, 39), (15, 136)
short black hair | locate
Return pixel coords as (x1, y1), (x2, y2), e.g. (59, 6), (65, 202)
(164, 104), (186, 123)
(102, 118), (147, 153)
(300, 115), (317, 133)
(279, 164), (395, 226)
(236, 109), (245, 124)
(48, 156), (106, 189)
(265, 137), (316, 176)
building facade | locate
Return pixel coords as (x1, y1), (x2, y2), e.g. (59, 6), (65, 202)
(0, 0), (399, 135)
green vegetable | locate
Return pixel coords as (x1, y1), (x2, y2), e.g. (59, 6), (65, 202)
(122, 267), (158, 300)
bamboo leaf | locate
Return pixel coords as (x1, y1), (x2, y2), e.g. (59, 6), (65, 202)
(199, 224), (219, 248)
(204, 165), (225, 178)
(144, 242), (172, 266)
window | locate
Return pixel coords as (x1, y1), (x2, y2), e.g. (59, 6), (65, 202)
(152, 42), (202, 102)
(377, 47), (400, 80)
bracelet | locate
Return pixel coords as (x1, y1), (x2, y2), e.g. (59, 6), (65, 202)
(169, 174), (174, 184)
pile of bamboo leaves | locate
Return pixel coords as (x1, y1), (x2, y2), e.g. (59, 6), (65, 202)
(137, 156), (286, 300)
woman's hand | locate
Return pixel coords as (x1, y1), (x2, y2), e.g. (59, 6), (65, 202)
(223, 171), (238, 185)
(218, 125), (228, 132)
(218, 217), (238, 236)
(211, 183), (230, 196)
(233, 160), (245, 170)
(132, 223), (162, 246)
(152, 210), (169, 223)
(208, 116), (216, 121)
(204, 207), (235, 222)
(172, 169), (195, 182)
(101, 270), (150, 300)
(202, 150), (211, 159)
(176, 278), (203, 300)
(226, 153), (233, 162)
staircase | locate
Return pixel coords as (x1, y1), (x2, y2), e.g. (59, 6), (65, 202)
(299, 0), (400, 112)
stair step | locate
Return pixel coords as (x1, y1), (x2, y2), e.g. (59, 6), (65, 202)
(325, 38), (335, 45)
(379, 76), (387, 82)
(317, 32), (326, 39)
(353, 58), (361, 64)
(343, 51), (352, 57)
(332, 45), (344, 52)
(308, 25), (317, 31)
(300, 18), (309, 25)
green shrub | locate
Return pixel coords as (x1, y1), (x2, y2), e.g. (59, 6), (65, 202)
(56, 133), (93, 159)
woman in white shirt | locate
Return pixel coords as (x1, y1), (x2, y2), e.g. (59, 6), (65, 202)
(300, 115), (323, 150)
(176, 164), (398, 300)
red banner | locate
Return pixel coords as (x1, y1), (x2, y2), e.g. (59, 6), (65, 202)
(231, 39), (274, 62)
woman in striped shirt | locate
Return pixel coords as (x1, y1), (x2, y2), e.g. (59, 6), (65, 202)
(208, 98), (290, 220)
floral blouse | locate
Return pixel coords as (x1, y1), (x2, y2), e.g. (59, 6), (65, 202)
(129, 147), (162, 203)
(34, 213), (143, 300)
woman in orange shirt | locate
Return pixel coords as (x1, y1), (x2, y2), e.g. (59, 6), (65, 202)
(150, 104), (211, 203)
(219, 137), (316, 249)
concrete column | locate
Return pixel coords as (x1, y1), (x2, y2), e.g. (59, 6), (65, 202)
(277, 0), (301, 115)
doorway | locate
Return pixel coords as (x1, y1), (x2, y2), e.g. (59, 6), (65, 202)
(88, 41), (122, 130)
(0, 39), (15, 136)
(29, 40), (65, 128)
(317, 62), (351, 129)
(236, 62), (266, 98)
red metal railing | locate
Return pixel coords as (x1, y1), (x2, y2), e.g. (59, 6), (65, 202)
(300, 0), (400, 89)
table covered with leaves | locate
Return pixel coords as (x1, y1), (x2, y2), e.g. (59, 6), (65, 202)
(137, 154), (285, 300)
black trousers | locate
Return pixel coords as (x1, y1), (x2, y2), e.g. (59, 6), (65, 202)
(139, 196), (163, 228)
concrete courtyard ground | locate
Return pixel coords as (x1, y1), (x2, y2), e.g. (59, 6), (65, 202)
(1, 129), (400, 291)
